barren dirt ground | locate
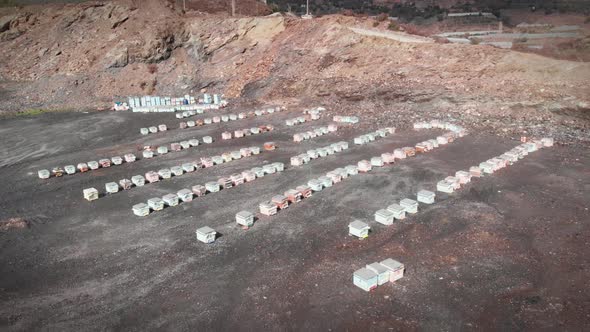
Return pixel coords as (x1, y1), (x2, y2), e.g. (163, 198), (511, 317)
(0, 107), (588, 330)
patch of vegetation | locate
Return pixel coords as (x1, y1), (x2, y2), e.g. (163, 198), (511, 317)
(470, 37), (482, 45)
(11, 108), (70, 118)
(387, 21), (399, 31)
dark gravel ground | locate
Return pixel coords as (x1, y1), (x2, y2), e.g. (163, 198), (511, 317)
(0, 106), (588, 331)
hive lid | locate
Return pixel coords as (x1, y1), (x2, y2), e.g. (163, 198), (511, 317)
(367, 262), (388, 274)
(400, 198), (417, 206)
(197, 226), (216, 234)
(375, 209), (393, 217)
(354, 268), (377, 280)
(349, 220), (369, 230)
(380, 258), (404, 271)
(236, 210), (253, 218)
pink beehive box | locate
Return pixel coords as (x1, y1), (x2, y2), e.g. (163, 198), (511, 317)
(145, 171), (160, 183)
(222, 132), (232, 140)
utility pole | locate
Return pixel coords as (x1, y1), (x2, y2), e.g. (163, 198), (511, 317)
(306, 0), (309, 16)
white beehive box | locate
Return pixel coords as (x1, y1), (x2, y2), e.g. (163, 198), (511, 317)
(217, 154), (229, 164)
(479, 161), (495, 174)
(375, 209), (395, 225)
(88, 161), (99, 170)
(202, 136), (213, 144)
(242, 170), (256, 182)
(387, 204), (406, 220)
(182, 163), (195, 173)
(366, 262), (390, 285)
(149, 126), (158, 134)
(345, 165), (358, 176)
(64, 165), (76, 175)
(400, 198), (418, 214)
(140, 128), (149, 135)
(131, 175), (145, 187)
(263, 164), (276, 175)
(236, 211), (254, 228)
(353, 268), (378, 292)
(83, 188), (99, 201)
(38, 169), (51, 179)
(157, 146), (168, 155)
(291, 156), (304, 166)
(417, 190), (435, 204)
(163, 193), (179, 207)
(259, 201), (277, 216)
(231, 173), (244, 186)
(381, 153), (395, 164)
(177, 189), (193, 202)
(252, 167), (265, 178)
(133, 203), (150, 217)
(349, 220), (370, 239)
(158, 124), (167, 132)
(273, 162), (285, 172)
(444, 176), (460, 189)
(222, 132), (232, 140)
(171, 166), (184, 177)
(105, 182), (119, 194)
(158, 168), (172, 179)
(380, 258), (404, 282)
(189, 139), (200, 147)
(240, 148), (251, 157)
(371, 157), (384, 167)
(142, 150), (154, 159)
(319, 176), (333, 188)
(186, 121), (195, 127)
(205, 182), (220, 193)
(250, 146), (261, 155)
(196, 226), (217, 244)
(393, 149), (406, 160)
(308, 179), (323, 191)
(231, 151), (242, 160)
(180, 141), (190, 149)
(541, 137), (554, 147)
(307, 150), (319, 159)
(148, 197), (164, 211)
(437, 180), (454, 193)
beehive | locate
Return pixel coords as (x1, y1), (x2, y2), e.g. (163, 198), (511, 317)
(158, 168), (172, 179)
(308, 179), (323, 191)
(263, 164), (276, 174)
(186, 121), (195, 127)
(179, 122), (187, 129)
(99, 159), (111, 168)
(319, 176), (333, 188)
(145, 171), (160, 183)
(221, 115), (229, 122)
(263, 142), (275, 151)
(469, 166), (482, 177)
(381, 153), (395, 164)
(83, 188), (99, 201)
(192, 185), (207, 197)
(182, 163), (195, 173)
(177, 189), (193, 202)
(417, 190), (435, 204)
(157, 146), (168, 155)
(236, 211), (255, 228)
(252, 167), (265, 178)
(231, 151), (242, 160)
(250, 146), (261, 155)
(131, 175), (145, 187)
(170, 143), (182, 152)
(345, 165), (358, 176)
(375, 209), (395, 225)
(196, 226), (217, 244)
(124, 154), (136, 162)
(259, 201), (278, 216)
(202, 136), (213, 144)
(158, 124), (167, 132)
(231, 173), (244, 186)
(204, 118), (212, 124)
(132, 203), (150, 217)
(240, 148), (251, 157)
(147, 197), (164, 211)
(272, 195), (289, 209)
(142, 150), (154, 159)
(437, 180), (454, 193)
(400, 198), (418, 214)
(218, 177), (233, 189)
(387, 204), (406, 220)
(77, 163), (89, 172)
(307, 150), (319, 159)
(201, 157), (214, 168)
(180, 141), (190, 149)
(357, 160), (372, 173)
(219, 154), (231, 164)
(285, 189), (302, 203)
(119, 179), (133, 190)
(371, 157), (384, 167)
(326, 171), (342, 184)
(380, 258), (404, 282)
(455, 171), (471, 184)
(140, 128), (149, 135)
(212, 116), (221, 123)
(222, 132), (232, 140)
(162, 193), (179, 207)
(366, 262), (390, 286)
(353, 268), (378, 292)
(242, 170), (256, 182)
(171, 166), (184, 177)
(189, 139), (200, 147)
(393, 149), (406, 160)
(148, 126), (158, 133)
(64, 165), (76, 175)
(296, 185), (312, 198)
(105, 182), (119, 194)
(349, 220), (370, 239)
(291, 156), (304, 166)
(444, 176), (460, 189)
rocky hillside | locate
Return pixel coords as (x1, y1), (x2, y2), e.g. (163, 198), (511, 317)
(0, 0), (589, 143)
